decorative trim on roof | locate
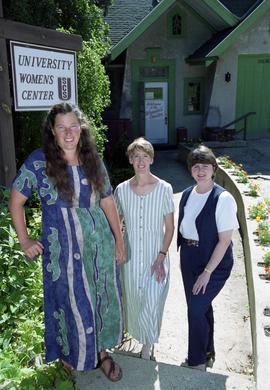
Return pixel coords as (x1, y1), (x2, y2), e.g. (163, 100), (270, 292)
(109, 0), (175, 61)
(202, 0), (238, 25)
(106, 0), (266, 62)
(207, 0), (269, 59)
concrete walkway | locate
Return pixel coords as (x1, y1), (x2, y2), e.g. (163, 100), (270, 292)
(74, 145), (260, 389)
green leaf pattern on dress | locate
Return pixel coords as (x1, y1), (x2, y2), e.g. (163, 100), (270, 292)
(54, 308), (70, 356)
(47, 227), (61, 281)
(13, 164), (37, 192)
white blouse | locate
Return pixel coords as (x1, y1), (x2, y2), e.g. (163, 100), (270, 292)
(180, 187), (239, 240)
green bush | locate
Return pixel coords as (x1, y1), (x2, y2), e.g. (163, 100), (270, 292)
(104, 133), (134, 188)
(0, 186), (75, 389)
(109, 167), (134, 189)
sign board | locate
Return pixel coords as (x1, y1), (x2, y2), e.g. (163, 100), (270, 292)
(145, 100), (164, 120)
(10, 41), (77, 111)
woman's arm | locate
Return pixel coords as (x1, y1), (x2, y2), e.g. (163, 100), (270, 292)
(100, 194), (126, 264)
(192, 229), (233, 295)
(151, 212), (175, 283)
(8, 187), (44, 259)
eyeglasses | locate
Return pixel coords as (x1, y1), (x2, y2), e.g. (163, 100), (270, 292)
(54, 125), (80, 133)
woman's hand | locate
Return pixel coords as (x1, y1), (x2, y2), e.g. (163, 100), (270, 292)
(192, 270), (211, 295)
(9, 188), (44, 260)
(151, 257), (166, 283)
(100, 195), (126, 265)
(115, 238), (126, 265)
(21, 238), (44, 260)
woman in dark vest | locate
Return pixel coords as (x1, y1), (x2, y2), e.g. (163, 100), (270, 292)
(177, 145), (239, 371)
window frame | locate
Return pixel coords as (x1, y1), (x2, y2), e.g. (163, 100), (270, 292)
(167, 7), (186, 39)
(183, 77), (205, 115)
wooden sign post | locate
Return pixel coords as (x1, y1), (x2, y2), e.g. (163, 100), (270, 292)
(0, 0), (82, 186)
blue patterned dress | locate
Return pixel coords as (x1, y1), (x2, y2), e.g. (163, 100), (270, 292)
(12, 148), (123, 371)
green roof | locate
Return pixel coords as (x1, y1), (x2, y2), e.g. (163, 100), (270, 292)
(105, 0), (265, 61)
(220, 0), (264, 18)
(207, 0), (270, 59)
(104, 0), (155, 47)
(106, 0), (176, 61)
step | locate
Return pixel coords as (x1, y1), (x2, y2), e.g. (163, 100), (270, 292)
(74, 354), (255, 390)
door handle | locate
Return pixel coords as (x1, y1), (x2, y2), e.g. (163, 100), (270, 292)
(165, 116), (168, 125)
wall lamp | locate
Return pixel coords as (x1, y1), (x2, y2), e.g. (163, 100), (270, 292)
(225, 72), (231, 82)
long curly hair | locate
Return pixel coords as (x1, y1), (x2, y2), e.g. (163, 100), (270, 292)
(43, 103), (105, 202)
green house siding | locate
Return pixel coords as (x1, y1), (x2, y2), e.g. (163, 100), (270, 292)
(236, 54), (270, 134)
(131, 52), (176, 145)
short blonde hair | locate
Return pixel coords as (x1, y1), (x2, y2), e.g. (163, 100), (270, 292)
(127, 137), (154, 159)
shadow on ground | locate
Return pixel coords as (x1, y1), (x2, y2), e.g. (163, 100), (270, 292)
(203, 137), (270, 176)
(75, 353), (250, 390)
(151, 149), (192, 193)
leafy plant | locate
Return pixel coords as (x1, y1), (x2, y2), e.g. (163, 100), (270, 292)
(247, 183), (260, 197)
(104, 133), (134, 188)
(257, 220), (269, 232)
(234, 167), (249, 183)
(109, 167), (134, 189)
(19, 361), (75, 390)
(0, 186), (76, 388)
(184, 138), (203, 146)
(217, 156), (236, 169)
(263, 251), (270, 271)
(257, 229), (270, 246)
(248, 202), (269, 221)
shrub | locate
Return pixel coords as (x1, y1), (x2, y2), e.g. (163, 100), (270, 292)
(217, 156), (235, 169)
(247, 183), (260, 197)
(248, 202), (269, 220)
(258, 229), (270, 246)
(0, 187), (75, 388)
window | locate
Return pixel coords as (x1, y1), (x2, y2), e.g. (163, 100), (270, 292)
(139, 67), (168, 78)
(167, 7), (185, 38)
(184, 78), (204, 115)
(144, 87), (163, 100)
(172, 14), (182, 35)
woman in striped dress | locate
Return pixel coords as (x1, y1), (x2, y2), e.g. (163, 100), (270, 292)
(115, 138), (174, 359)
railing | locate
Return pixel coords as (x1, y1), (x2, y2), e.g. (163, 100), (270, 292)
(221, 111), (256, 140)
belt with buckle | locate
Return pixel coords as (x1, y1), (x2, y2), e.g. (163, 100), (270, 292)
(182, 238), (199, 247)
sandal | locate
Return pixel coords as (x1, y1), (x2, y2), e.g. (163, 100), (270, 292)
(98, 353), (123, 382)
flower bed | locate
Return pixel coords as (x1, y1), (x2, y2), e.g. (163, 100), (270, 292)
(216, 157), (270, 390)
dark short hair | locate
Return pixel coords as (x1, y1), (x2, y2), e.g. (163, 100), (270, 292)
(187, 145), (218, 173)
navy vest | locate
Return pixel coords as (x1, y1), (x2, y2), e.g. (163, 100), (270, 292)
(177, 184), (233, 268)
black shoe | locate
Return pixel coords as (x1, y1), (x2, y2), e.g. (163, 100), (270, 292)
(206, 352), (215, 368)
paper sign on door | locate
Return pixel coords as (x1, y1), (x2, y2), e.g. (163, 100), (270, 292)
(145, 101), (164, 120)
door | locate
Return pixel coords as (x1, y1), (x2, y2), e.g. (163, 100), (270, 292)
(236, 55), (270, 134)
(144, 82), (168, 143)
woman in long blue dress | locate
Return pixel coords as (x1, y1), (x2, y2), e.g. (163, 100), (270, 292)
(9, 103), (125, 381)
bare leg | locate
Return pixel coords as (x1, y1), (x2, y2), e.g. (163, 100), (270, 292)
(141, 344), (153, 359)
(61, 359), (74, 371)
